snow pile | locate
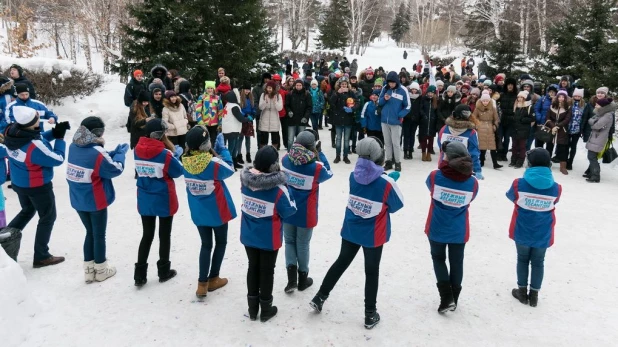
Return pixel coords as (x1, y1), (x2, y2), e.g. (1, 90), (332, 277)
(0, 55), (80, 74)
(0, 248), (37, 347)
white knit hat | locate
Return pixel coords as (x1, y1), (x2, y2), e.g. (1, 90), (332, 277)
(480, 93), (491, 101)
(13, 106), (38, 127)
(573, 88), (584, 98)
(446, 85), (457, 93)
(518, 91), (529, 99)
(436, 80), (445, 87)
(596, 87), (609, 95)
(409, 82), (420, 91)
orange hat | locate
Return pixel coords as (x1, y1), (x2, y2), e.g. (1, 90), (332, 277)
(133, 70), (143, 77)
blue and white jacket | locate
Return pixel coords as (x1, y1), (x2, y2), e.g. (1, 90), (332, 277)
(360, 97), (382, 131)
(134, 137), (184, 217)
(281, 146), (333, 228)
(183, 145), (237, 227)
(240, 168), (297, 251)
(506, 167), (561, 248)
(66, 127), (125, 212)
(341, 158), (404, 248)
(425, 163), (479, 244)
(3, 125), (65, 188)
(378, 71), (410, 125)
(438, 117), (482, 176)
(0, 144), (7, 184)
(3, 98), (58, 133)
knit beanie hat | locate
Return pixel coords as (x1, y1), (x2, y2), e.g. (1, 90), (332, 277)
(596, 87), (609, 95)
(409, 82), (420, 91)
(204, 81), (216, 90)
(295, 130), (316, 151)
(436, 80), (445, 87)
(165, 90), (177, 99)
(547, 85), (558, 94)
(373, 78), (383, 87)
(527, 148), (551, 168)
(14, 83), (29, 94)
(311, 79), (318, 87)
(144, 118), (167, 140)
(518, 91), (529, 99)
(446, 85), (457, 93)
(427, 85), (437, 93)
(556, 89), (569, 98)
(453, 104), (472, 119)
(494, 75), (504, 83)
(272, 74), (282, 82)
(81, 116), (105, 137)
(480, 93), (491, 101)
(366, 67), (374, 75)
(185, 125), (212, 152)
(13, 105), (38, 127)
(470, 88), (481, 96)
(483, 79), (492, 86)
(596, 98), (613, 108)
(357, 137), (385, 166)
(442, 140), (469, 160)
(133, 70), (144, 78)
(572, 88), (584, 98)
(242, 81), (252, 90)
(254, 145), (280, 173)
(521, 79), (534, 88)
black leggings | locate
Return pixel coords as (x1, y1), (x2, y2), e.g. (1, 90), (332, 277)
(318, 238), (383, 311)
(137, 216), (173, 264)
(245, 246), (278, 301)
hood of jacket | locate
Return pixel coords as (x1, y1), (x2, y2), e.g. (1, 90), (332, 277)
(439, 157), (473, 181)
(353, 158), (384, 185)
(442, 91), (462, 103)
(178, 80), (191, 94)
(135, 136), (166, 160)
(0, 78), (14, 94)
(523, 166), (555, 190)
(163, 98), (181, 110)
(240, 167), (287, 191)
(386, 71), (400, 88)
(182, 150), (213, 175)
(287, 143), (316, 166)
(150, 64), (168, 79)
(4, 124), (41, 150)
(446, 116), (476, 133)
(504, 78), (519, 94)
(72, 125), (105, 147)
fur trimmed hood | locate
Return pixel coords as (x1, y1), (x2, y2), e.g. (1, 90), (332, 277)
(0, 78), (14, 94)
(446, 116), (476, 131)
(442, 90), (462, 103)
(593, 102), (618, 116)
(240, 167), (287, 191)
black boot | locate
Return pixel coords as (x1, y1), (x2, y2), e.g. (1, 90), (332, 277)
(491, 151), (503, 169)
(157, 260), (177, 283)
(298, 271), (313, 291)
(364, 310), (381, 329)
(310, 292), (328, 313)
(583, 168), (590, 178)
(247, 295), (259, 321)
(333, 155), (341, 164)
(236, 153), (245, 164)
(384, 160), (393, 171)
(437, 281), (456, 313)
(284, 265), (298, 293)
(566, 160), (573, 170)
(528, 289), (539, 307)
(259, 298), (278, 322)
(134, 263), (148, 287)
(395, 162), (402, 172)
(246, 153), (252, 163)
(452, 285), (462, 310)
(512, 286), (529, 304)
(587, 168), (600, 182)
(343, 156), (351, 164)
(514, 160), (524, 169)
(233, 158), (244, 170)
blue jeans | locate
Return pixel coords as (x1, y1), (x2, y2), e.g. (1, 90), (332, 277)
(237, 135), (251, 155)
(287, 125), (306, 149)
(77, 209), (108, 264)
(310, 113), (321, 131)
(283, 223), (313, 272)
(197, 224), (228, 282)
(224, 133), (241, 158)
(516, 244), (547, 290)
(429, 240), (466, 287)
(335, 125), (352, 157)
(526, 126), (536, 151)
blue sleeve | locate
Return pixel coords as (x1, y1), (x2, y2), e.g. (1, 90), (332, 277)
(386, 180), (404, 213)
(98, 151), (125, 179)
(426, 173), (432, 191)
(360, 103), (369, 128)
(506, 181), (517, 202)
(218, 148), (233, 167)
(317, 151), (331, 172)
(469, 132), (482, 173)
(0, 146), (7, 184)
(213, 159), (235, 180)
(30, 139), (65, 167)
(276, 187), (297, 219)
(397, 89), (410, 118)
(534, 99), (544, 123)
(317, 162), (333, 184)
(166, 152), (184, 178)
(378, 88), (387, 106)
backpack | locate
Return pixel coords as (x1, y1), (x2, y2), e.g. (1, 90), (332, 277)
(180, 94), (196, 123)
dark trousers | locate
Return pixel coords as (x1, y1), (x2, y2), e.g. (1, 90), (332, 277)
(350, 123), (362, 150)
(511, 138), (527, 163)
(555, 144), (569, 162)
(535, 138), (554, 155)
(420, 136), (434, 152)
(280, 117), (289, 149)
(310, 112), (321, 131)
(197, 224), (228, 282)
(479, 149), (498, 166)
(318, 238), (383, 312)
(224, 132), (241, 158)
(258, 131), (280, 149)
(402, 119), (418, 151)
(429, 240), (466, 287)
(245, 246), (278, 301)
(366, 129), (384, 145)
(567, 133), (580, 165)
(9, 183), (57, 261)
(587, 150), (600, 179)
(77, 209), (108, 264)
(168, 134), (186, 149)
(516, 244), (547, 290)
(137, 215), (173, 264)
(206, 125), (219, 148)
(499, 123), (513, 156)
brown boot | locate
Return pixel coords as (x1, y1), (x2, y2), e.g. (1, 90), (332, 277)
(33, 255), (65, 268)
(559, 162), (569, 175)
(427, 152), (432, 162)
(422, 152), (428, 161)
(196, 281), (208, 298)
(208, 276), (228, 292)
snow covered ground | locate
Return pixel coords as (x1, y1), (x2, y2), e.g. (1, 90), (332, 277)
(1, 76), (618, 347)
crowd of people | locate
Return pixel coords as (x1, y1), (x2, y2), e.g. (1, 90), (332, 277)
(0, 55), (614, 329)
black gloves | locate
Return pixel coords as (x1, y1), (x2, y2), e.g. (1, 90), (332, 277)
(52, 121), (71, 139)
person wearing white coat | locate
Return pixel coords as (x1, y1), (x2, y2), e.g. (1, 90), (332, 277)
(162, 91), (189, 148)
(258, 81), (283, 149)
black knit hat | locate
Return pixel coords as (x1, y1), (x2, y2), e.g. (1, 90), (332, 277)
(453, 104), (472, 119)
(185, 125), (211, 151)
(526, 148), (551, 168)
(137, 90), (150, 103)
(144, 118), (167, 140)
(254, 146), (279, 173)
(295, 130), (316, 151)
(14, 83), (29, 94)
(241, 81), (252, 90)
(262, 72), (272, 81)
(81, 116), (105, 137)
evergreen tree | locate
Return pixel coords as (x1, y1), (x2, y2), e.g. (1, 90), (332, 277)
(485, 30), (526, 75)
(390, 3), (410, 45)
(316, 0), (349, 50)
(545, 0), (618, 90)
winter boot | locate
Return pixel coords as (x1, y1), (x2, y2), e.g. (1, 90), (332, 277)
(566, 159), (573, 170)
(310, 292), (329, 313)
(452, 285), (462, 310)
(84, 260), (95, 284)
(437, 282), (456, 313)
(491, 151), (503, 169)
(586, 176), (600, 183)
(559, 162), (568, 175)
(514, 160), (524, 169)
(246, 153), (252, 163)
(94, 260), (117, 282)
(157, 260), (177, 283)
(259, 298), (278, 322)
(208, 276), (228, 291)
(551, 156), (560, 164)
(583, 168), (590, 178)
(333, 155), (341, 164)
(528, 289), (539, 307)
(429, 148), (436, 155)
(233, 158), (244, 170)
(508, 157), (517, 167)
(364, 310), (381, 329)
(196, 281), (209, 298)
(498, 154), (509, 162)
(284, 265), (298, 293)
(297, 271), (313, 291)
(343, 156), (351, 164)
(236, 153), (245, 164)
(384, 160), (393, 170)
(351, 146), (356, 154)
(512, 286), (529, 305)
(426, 153), (432, 162)
(395, 162), (402, 172)
(134, 263), (148, 287)
(421, 152), (428, 162)
(247, 295), (260, 321)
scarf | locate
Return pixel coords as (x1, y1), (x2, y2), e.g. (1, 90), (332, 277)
(288, 143), (316, 165)
(569, 101), (582, 134)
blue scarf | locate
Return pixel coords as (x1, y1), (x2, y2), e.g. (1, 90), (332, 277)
(569, 101), (583, 134)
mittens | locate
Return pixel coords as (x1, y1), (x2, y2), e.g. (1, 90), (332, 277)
(288, 111), (294, 118)
(215, 133), (226, 153)
(301, 118), (308, 124)
(174, 145), (183, 158)
(52, 121), (71, 139)
(344, 106), (353, 113)
(247, 115), (254, 122)
(115, 143), (130, 155)
(387, 171), (401, 182)
(475, 171), (484, 180)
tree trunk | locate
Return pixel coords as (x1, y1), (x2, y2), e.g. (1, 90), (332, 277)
(83, 34), (93, 72)
(304, 23), (309, 52)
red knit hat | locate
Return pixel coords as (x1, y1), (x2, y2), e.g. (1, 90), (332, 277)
(366, 67), (374, 75)
(494, 75), (504, 83)
(272, 74), (282, 81)
(133, 70), (143, 78)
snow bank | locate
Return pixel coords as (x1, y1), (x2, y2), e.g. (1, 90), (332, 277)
(0, 248), (37, 347)
(0, 55), (80, 74)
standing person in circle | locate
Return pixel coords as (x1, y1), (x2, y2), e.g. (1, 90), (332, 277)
(546, 90), (572, 175)
(424, 141), (479, 313)
(378, 71), (410, 172)
(133, 119), (184, 287)
(310, 137), (404, 330)
(182, 127), (236, 298)
(162, 91), (189, 148)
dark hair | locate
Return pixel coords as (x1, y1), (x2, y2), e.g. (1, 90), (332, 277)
(551, 94), (569, 110)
